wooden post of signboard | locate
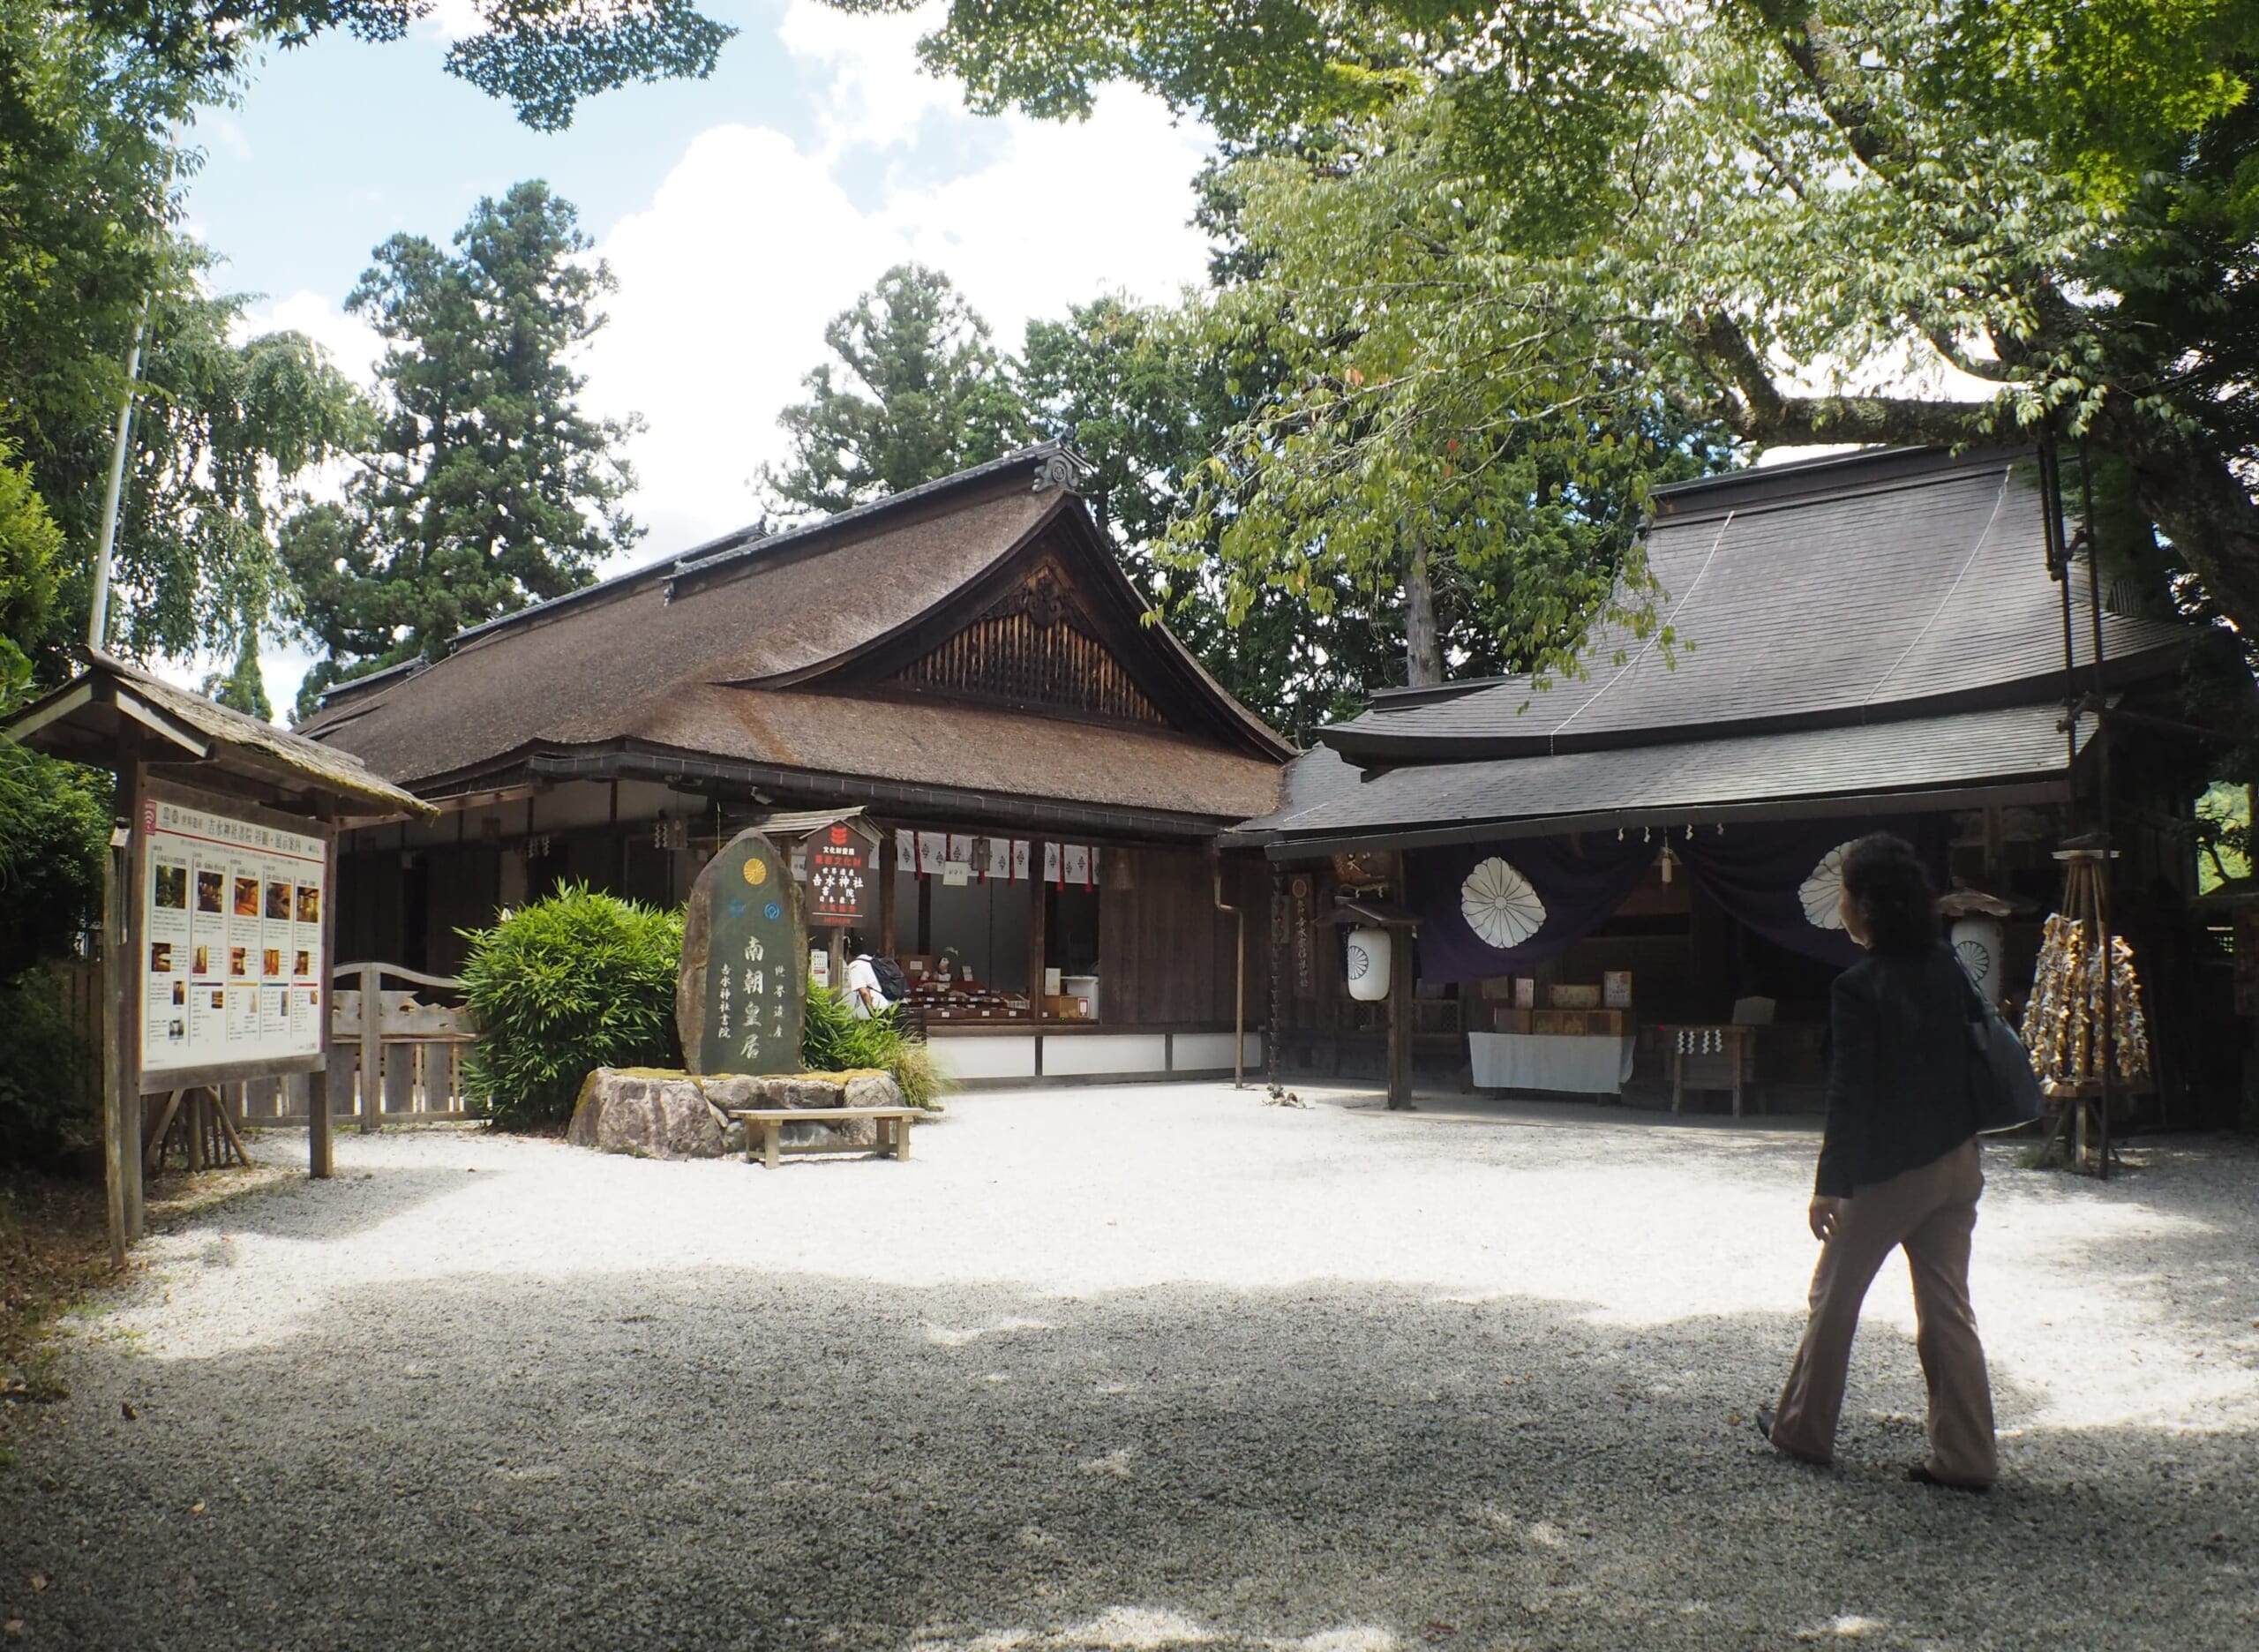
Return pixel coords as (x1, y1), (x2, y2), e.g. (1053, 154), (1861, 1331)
(116, 730), (148, 1244)
(307, 801), (337, 1178)
(878, 830), (897, 957)
(100, 742), (131, 1267)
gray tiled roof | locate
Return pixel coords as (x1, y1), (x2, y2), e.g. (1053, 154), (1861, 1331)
(1265, 700), (2086, 848)
(1323, 449), (2188, 762)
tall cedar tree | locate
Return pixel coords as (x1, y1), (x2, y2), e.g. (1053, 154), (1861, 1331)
(764, 263), (1032, 517)
(201, 633), (273, 719)
(289, 182), (641, 711)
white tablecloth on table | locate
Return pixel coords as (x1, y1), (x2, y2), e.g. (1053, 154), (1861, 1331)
(1467, 1032), (1638, 1095)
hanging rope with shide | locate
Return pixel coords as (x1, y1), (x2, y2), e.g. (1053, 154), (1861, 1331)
(1756, 834), (1999, 1491)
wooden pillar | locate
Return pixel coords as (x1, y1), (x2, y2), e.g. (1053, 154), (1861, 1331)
(878, 830), (898, 956)
(1029, 839), (1049, 1024)
(1386, 922), (1415, 1112)
(310, 801), (337, 1176)
(916, 861), (933, 957)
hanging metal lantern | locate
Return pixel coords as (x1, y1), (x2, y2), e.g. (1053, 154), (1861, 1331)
(1951, 917), (2007, 997)
(1346, 927), (1392, 1002)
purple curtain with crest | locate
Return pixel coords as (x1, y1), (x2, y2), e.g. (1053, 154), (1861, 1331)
(1407, 817), (1952, 984)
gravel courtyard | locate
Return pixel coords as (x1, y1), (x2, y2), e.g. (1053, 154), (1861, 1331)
(4, 1085), (2255, 1650)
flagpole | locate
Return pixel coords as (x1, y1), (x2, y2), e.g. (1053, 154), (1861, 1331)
(87, 291), (153, 651)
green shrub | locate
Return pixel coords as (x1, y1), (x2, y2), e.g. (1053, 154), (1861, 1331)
(800, 975), (953, 1110)
(458, 885), (683, 1130)
(0, 969), (98, 1171)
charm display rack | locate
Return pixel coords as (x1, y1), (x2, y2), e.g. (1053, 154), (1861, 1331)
(2020, 849), (2150, 1176)
(2026, 434), (2144, 1180)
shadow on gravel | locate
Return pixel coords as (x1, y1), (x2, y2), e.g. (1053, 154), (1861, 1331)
(3, 1272), (2253, 1651)
(175, 1166), (503, 1244)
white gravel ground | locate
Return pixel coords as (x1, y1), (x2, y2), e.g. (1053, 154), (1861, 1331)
(4, 1084), (2255, 1650)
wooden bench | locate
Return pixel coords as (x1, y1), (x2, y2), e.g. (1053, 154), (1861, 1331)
(731, 1108), (917, 1169)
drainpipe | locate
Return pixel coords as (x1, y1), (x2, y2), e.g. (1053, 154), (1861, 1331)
(1212, 856), (1247, 1087)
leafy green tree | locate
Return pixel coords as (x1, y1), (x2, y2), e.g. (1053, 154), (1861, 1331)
(1021, 293), (1396, 737)
(98, 293), (371, 665)
(75, 0), (733, 131)
(2, 3), (369, 674)
(289, 182), (642, 710)
(836, 0), (2259, 654)
(0, 441), (63, 664)
(764, 263), (1032, 517)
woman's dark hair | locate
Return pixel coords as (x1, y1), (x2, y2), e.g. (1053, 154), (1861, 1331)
(1838, 833), (1940, 954)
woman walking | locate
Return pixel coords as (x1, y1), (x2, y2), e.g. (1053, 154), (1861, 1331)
(1759, 834), (1998, 1490)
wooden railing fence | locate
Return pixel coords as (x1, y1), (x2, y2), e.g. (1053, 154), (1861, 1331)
(229, 961), (477, 1130)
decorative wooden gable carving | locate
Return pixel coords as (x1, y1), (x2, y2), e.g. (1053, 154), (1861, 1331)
(889, 563), (1166, 726)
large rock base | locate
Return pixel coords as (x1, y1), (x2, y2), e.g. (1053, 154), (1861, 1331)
(566, 1070), (724, 1160)
(567, 1068), (905, 1159)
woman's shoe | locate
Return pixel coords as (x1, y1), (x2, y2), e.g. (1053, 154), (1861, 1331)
(1755, 1406), (1829, 1467)
(1906, 1463), (1992, 1493)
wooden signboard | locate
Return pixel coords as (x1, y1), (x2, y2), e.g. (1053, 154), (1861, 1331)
(803, 818), (876, 929)
(678, 829), (805, 1075)
(134, 777), (334, 1093)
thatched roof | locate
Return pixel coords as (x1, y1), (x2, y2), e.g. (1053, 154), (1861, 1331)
(300, 446), (1290, 826)
(5, 652), (432, 822)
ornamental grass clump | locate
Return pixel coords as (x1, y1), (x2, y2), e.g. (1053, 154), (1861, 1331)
(799, 974), (952, 1111)
(459, 885), (683, 1130)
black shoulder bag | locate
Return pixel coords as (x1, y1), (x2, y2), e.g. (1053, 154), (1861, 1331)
(1961, 969), (2047, 1134)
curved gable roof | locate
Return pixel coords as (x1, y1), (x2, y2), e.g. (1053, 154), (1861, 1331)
(301, 448), (1291, 798)
(1322, 447), (2190, 764)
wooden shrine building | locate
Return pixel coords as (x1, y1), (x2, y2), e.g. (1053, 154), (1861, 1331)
(299, 444), (1290, 1085)
(1234, 446), (2238, 1122)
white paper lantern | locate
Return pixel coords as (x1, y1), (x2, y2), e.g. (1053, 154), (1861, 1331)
(1346, 927), (1392, 1002)
(1951, 918), (2007, 996)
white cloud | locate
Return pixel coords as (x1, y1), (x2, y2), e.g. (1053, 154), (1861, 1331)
(236, 289), (386, 386)
(582, 5), (1213, 550)
(778, 0), (963, 153)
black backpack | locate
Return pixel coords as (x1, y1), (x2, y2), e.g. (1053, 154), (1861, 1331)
(869, 956), (910, 1002)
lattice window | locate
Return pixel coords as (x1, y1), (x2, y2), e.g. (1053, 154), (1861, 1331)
(893, 608), (1164, 725)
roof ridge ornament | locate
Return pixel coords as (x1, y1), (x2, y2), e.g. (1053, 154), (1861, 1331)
(1032, 448), (1081, 493)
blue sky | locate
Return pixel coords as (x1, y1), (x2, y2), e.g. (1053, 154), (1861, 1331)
(173, 2), (1217, 712)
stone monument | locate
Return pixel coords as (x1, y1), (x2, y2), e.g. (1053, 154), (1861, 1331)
(678, 828), (806, 1075)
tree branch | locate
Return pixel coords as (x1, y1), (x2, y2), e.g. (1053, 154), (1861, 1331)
(1685, 309), (1996, 446)
(1737, 1), (1903, 178)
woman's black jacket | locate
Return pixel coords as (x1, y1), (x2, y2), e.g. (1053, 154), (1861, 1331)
(1815, 942), (1982, 1198)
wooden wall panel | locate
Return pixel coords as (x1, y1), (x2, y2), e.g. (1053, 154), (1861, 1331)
(1099, 848), (1268, 1026)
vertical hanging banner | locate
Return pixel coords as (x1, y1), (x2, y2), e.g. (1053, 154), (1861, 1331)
(985, 837), (1012, 882)
(946, 833), (974, 866)
(1011, 840), (1032, 882)
(1062, 844), (1092, 890)
(678, 829), (806, 1076)
(918, 831), (947, 876)
(1044, 842), (1062, 885)
(895, 829), (917, 875)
